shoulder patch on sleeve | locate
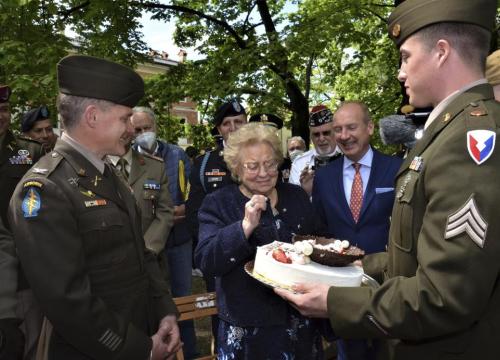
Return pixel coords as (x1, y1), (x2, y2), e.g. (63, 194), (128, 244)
(444, 195), (487, 248)
(22, 187), (42, 218)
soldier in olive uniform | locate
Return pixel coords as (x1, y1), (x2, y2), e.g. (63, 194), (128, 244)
(109, 147), (174, 256)
(276, 1), (500, 359)
(0, 84), (44, 360)
(8, 55), (180, 360)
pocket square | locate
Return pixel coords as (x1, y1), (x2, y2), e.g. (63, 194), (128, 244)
(375, 187), (394, 194)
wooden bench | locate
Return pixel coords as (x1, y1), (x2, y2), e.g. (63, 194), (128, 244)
(174, 292), (217, 360)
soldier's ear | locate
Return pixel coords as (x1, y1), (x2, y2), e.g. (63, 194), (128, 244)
(436, 39), (451, 68)
(82, 105), (99, 129)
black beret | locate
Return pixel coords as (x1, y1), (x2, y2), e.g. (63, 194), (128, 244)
(249, 113), (283, 129)
(21, 106), (50, 132)
(309, 105), (333, 127)
(388, 0), (497, 47)
(213, 100), (246, 127)
(0, 85), (11, 104)
(57, 55), (144, 107)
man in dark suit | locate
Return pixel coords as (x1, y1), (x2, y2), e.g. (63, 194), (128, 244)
(9, 55), (180, 360)
(312, 101), (402, 359)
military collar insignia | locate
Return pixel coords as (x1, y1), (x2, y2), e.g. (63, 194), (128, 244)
(84, 199), (107, 208)
(444, 195), (487, 248)
(22, 187), (41, 218)
(92, 175), (102, 187)
(219, 150), (224, 156)
(77, 168), (86, 176)
(409, 156), (424, 172)
(467, 130), (495, 165)
(32, 167), (48, 174)
(442, 113), (451, 123)
(68, 177), (79, 187)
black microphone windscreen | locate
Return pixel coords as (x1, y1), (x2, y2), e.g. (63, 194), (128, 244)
(379, 115), (417, 145)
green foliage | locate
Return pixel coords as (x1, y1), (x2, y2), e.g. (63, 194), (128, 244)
(186, 124), (215, 151)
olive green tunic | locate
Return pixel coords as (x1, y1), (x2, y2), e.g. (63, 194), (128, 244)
(8, 139), (178, 359)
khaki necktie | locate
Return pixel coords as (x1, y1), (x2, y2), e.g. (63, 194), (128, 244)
(349, 163), (363, 223)
(118, 158), (129, 180)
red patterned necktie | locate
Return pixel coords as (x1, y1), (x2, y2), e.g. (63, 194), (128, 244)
(350, 163), (363, 222)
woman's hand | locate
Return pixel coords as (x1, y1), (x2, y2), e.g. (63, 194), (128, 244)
(242, 194), (268, 239)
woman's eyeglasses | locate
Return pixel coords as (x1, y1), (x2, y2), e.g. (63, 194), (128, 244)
(243, 160), (279, 174)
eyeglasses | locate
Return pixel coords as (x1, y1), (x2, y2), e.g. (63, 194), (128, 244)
(0, 86), (11, 102)
(243, 160), (279, 174)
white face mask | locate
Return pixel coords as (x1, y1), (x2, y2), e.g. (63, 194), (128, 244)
(135, 131), (157, 150)
(289, 149), (304, 162)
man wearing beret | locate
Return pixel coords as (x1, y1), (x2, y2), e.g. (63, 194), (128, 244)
(276, 1), (500, 359)
(185, 99), (247, 343)
(21, 106), (57, 152)
(289, 105), (342, 194)
(8, 55), (181, 360)
(0, 84), (44, 360)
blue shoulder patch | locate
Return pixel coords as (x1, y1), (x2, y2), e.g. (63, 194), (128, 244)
(22, 188), (41, 218)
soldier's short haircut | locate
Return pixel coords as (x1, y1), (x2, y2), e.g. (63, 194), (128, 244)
(56, 93), (112, 130)
(335, 101), (372, 125)
(416, 23), (491, 73)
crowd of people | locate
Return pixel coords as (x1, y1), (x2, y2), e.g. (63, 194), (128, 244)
(1, 0), (500, 359)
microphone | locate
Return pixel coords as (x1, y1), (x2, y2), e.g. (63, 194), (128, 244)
(379, 115), (416, 146)
(379, 112), (429, 148)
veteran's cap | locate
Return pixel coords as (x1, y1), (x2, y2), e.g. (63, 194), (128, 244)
(486, 50), (500, 87)
(388, 0), (497, 47)
(57, 55), (144, 107)
(0, 85), (11, 104)
(309, 105), (333, 127)
(21, 106), (51, 132)
(248, 113), (283, 129)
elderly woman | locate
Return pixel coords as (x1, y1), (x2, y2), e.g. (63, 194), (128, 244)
(195, 123), (324, 359)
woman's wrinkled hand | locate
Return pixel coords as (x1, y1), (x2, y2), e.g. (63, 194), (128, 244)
(242, 194), (268, 239)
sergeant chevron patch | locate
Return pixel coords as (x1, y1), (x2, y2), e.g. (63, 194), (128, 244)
(444, 195), (487, 248)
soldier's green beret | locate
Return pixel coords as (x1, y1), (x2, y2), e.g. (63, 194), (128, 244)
(388, 0), (497, 47)
(57, 55), (144, 107)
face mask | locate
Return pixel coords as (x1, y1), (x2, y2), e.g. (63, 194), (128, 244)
(289, 149), (304, 162)
(135, 131), (157, 150)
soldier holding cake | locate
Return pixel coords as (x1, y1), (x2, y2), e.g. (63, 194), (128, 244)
(195, 123), (325, 359)
(276, 1), (500, 359)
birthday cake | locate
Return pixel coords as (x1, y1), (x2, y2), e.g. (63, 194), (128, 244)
(253, 240), (363, 287)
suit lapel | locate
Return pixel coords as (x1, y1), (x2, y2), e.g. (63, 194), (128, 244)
(396, 84), (493, 178)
